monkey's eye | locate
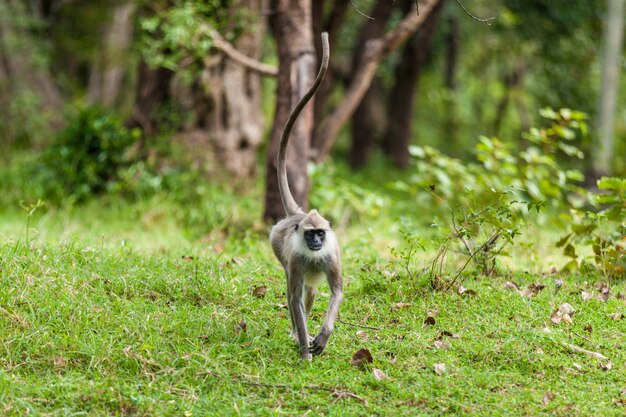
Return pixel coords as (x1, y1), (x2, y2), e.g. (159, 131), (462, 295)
(295, 224), (299, 230)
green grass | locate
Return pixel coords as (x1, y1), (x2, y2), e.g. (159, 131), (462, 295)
(1, 195), (625, 416)
(0, 150), (624, 416)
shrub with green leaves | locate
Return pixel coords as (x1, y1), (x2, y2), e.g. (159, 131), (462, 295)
(558, 177), (626, 278)
(41, 106), (139, 202)
(389, 108), (587, 285)
(392, 108), (586, 212)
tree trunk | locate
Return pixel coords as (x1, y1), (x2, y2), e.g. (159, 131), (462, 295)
(384, 0), (444, 169)
(126, 60), (174, 139)
(348, 0), (395, 169)
(87, 2), (135, 107)
(129, 0), (267, 180)
(311, 0), (350, 146)
(492, 64), (526, 136)
(200, 2), (267, 179)
(443, 11), (460, 156)
(0, 0), (63, 145)
(593, 0), (624, 178)
(264, 0), (316, 222)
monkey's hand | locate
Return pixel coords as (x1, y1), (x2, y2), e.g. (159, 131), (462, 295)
(310, 332), (330, 355)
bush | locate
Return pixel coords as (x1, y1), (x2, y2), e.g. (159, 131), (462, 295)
(41, 106), (139, 202)
(389, 108), (588, 286)
(558, 177), (626, 278)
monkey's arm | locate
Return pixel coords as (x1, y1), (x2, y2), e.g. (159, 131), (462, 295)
(310, 260), (343, 355)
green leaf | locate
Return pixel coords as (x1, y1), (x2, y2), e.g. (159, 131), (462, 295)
(539, 107), (559, 120)
(561, 259), (579, 271)
(597, 177), (626, 192)
(564, 243), (577, 259)
(556, 233), (573, 248)
(557, 142), (583, 158)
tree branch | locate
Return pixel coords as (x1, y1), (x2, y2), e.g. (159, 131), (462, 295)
(204, 26), (278, 77)
(313, 0), (441, 162)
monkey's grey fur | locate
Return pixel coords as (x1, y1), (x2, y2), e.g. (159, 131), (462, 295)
(269, 33), (343, 360)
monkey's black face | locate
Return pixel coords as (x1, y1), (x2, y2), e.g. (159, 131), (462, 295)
(304, 229), (326, 251)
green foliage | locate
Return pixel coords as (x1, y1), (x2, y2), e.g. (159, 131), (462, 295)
(390, 109), (588, 285)
(558, 177), (626, 278)
(396, 108), (586, 210)
(309, 161), (390, 226)
(40, 106), (140, 202)
(139, 0), (252, 81)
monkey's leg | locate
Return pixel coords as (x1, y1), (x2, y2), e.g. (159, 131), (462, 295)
(304, 285), (316, 317)
(311, 269), (343, 355)
(288, 263), (311, 360)
(291, 286), (314, 344)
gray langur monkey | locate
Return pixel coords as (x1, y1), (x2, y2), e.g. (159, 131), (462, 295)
(270, 32), (343, 361)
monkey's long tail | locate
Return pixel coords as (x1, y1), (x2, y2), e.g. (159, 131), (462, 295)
(276, 32), (330, 217)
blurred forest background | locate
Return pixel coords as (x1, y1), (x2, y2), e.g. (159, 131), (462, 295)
(0, 0), (624, 275)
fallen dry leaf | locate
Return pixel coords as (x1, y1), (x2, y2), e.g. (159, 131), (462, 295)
(520, 283), (546, 298)
(351, 348), (373, 368)
(550, 310), (563, 324)
(562, 313), (573, 324)
(372, 368), (388, 380)
(393, 302), (412, 310)
(433, 363), (446, 376)
(542, 391), (556, 405)
(595, 281), (609, 291)
(439, 330), (460, 339)
(252, 285), (267, 298)
(424, 309), (438, 326)
(235, 319), (247, 334)
(559, 302), (576, 315)
(458, 286), (477, 296)
(599, 360), (612, 371)
(581, 291), (594, 301)
(434, 340), (451, 350)
(504, 281), (520, 291)
(608, 313), (623, 321)
(597, 288), (611, 302)
(356, 330), (369, 341)
(584, 324), (593, 333)
(231, 257), (244, 265)
(550, 303), (575, 325)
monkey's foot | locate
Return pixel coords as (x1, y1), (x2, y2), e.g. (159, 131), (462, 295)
(310, 333), (329, 355)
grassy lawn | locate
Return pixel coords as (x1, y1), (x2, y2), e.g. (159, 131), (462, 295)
(1, 196), (625, 416)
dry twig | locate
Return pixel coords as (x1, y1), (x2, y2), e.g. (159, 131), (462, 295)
(338, 319), (382, 331)
(560, 342), (609, 361)
(454, 0), (495, 25)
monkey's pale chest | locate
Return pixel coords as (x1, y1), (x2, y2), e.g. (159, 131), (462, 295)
(303, 271), (326, 287)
